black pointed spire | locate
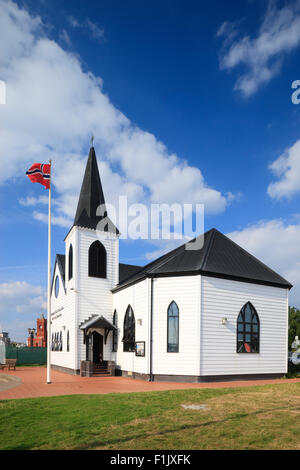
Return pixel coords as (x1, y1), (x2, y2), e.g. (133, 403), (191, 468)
(74, 146), (118, 233)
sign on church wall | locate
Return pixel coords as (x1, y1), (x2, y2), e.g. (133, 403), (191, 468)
(135, 341), (145, 357)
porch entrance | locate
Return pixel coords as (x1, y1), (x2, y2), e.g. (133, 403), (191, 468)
(92, 331), (103, 364)
(80, 315), (117, 377)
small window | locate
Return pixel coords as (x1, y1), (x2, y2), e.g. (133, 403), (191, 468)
(88, 241), (106, 278)
(54, 333), (58, 351)
(55, 276), (59, 298)
(112, 310), (118, 352)
(68, 244), (73, 280)
(237, 302), (260, 353)
(167, 301), (179, 352)
(122, 305), (135, 352)
(67, 331), (69, 352)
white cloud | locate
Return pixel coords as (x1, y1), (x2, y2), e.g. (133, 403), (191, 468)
(0, 281), (47, 314)
(33, 211), (72, 228)
(67, 15), (105, 43)
(227, 219), (300, 306)
(0, 0), (231, 237)
(218, 0), (300, 96)
(0, 280), (47, 341)
(19, 195), (49, 206)
(59, 29), (71, 47)
(268, 140), (300, 199)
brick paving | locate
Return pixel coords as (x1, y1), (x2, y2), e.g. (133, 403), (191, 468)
(0, 367), (300, 400)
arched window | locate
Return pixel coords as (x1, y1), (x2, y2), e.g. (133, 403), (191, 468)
(55, 276), (59, 298)
(167, 301), (179, 352)
(88, 241), (106, 278)
(68, 244), (73, 280)
(122, 305), (135, 352)
(112, 310), (118, 352)
(237, 302), (260, 353)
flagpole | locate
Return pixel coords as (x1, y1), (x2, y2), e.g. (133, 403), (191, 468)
(47, 160), (52, 384)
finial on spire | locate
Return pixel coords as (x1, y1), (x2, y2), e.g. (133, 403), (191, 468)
(90, 135), (94, 147)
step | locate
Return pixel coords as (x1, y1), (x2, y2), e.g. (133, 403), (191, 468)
(93, 373), (111, 377)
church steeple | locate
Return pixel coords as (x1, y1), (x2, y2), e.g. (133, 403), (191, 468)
(74, 146), (118, 233)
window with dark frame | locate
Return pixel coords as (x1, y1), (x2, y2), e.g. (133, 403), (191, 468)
(88, 240), (107, 278)
(67, 330), (69, 352)
(112, 310), (118, 352)
(68, 244), (73, 280)
(167, 301), (179, 353)
(55, 275), (59, 298)
(237, 302), (260, 353)
(122, 305), (135, 352)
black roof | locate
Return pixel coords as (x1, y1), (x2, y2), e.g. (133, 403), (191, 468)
(113, 228), (292, 291)
(51, 254), (66, 294)
(79, 315), (117, 331)
(73, 146), (119, 233)
(51, 257), (142, 289)
(119, 263), (142, 284)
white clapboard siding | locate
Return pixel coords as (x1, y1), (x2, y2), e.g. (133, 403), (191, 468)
(113, 278), (150, 374)
(152, 275), (201, 376)
(200, 276), (289, 376)
(75, 228), (119, 370)
(50, 230), (76, 370)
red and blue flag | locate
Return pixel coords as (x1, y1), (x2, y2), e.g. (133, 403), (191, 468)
(26, 163), (51, 189)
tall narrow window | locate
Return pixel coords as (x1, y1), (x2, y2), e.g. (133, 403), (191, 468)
(55, 276), (59, 298)
(122, 305), (135, 352)
(237, 302), (260, 353)
(68, 244), (73, 280)
(67, 331), (70, 352)
(54, 333), (58, 351)
(112, 310), (118, 352)
(167, 301), (179, 352)
(88, 241), (106, 278)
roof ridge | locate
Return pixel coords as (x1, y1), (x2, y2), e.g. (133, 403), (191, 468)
(146, 230), (212, 274)
(199, 228), (217, 271)
(220, 231), (292, 286)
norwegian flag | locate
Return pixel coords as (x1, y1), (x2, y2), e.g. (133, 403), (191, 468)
(26, 163), (51, 189)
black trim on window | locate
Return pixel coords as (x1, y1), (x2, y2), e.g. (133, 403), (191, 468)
(68, 244), (73, 280)
(237, 302), (260, 353)
(55, 276), (59, 298)
(167, 301), (179, 353)
(88, 241), (107, 278)
(122, 305), (135, 352)
(112, 310), (118, 352)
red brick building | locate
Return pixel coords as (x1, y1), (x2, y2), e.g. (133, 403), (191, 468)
(27, 314), (47, 348)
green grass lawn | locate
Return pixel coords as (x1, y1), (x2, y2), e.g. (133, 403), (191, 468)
(1, 383), (300, 450)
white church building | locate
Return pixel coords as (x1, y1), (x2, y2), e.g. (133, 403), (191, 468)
(50, 146), (292, 382)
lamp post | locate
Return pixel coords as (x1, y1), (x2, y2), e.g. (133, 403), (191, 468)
(28, 328), (35, 347)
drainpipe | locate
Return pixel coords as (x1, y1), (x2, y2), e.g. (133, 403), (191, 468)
(149, 276), (154, 382)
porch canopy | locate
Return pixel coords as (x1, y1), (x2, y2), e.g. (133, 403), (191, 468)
(80, 315), (117, 344)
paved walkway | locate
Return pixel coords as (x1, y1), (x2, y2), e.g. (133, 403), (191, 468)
(0, 367), (300, 400)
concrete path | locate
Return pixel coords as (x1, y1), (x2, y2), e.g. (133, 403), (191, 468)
(0, 374), (22, 393)
(1, 367), (300, 400)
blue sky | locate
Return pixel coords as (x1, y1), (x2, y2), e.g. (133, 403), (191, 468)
(1, 0), (300, 341)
